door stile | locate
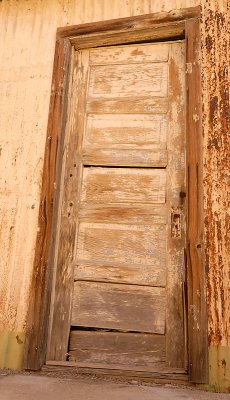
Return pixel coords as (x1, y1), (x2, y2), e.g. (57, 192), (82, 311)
(165, 42), (186, 368)
(46, 44), (76, 360)
(47, 49), (90, 361)
(185, 18), (208, 383)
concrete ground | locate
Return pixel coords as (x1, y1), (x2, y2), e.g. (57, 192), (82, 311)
(0, 374), (229, 400)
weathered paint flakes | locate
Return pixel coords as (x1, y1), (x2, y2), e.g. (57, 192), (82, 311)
(201, 1), (230, 350)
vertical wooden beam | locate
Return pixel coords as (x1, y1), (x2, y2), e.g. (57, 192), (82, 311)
(23, 38), (72, 370)
(47, 49), (90, 361)
(185, 19), (208, 383)
(166, 42), (186, 369)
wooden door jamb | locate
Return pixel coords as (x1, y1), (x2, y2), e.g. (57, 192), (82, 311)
(23, 5), (208, 384)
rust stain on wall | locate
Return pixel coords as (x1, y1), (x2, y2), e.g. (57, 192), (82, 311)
(201, 0), (230, 347)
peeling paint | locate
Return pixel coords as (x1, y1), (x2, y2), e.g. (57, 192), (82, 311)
(201, 0), (230, 349)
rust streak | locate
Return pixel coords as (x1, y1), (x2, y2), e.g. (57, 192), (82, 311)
(201, 2), (230, 347)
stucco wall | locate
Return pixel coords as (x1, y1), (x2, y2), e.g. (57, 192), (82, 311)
(0, 0), (229, 391)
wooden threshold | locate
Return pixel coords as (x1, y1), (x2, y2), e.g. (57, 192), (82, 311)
(43, 361), (189, 385)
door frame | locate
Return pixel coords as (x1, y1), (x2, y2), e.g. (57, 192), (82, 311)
(23, 5), (208, 384)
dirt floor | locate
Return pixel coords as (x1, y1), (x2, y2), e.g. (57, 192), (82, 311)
(0, 373), (229, 400)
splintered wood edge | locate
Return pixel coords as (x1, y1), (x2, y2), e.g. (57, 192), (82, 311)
(45, 360), (187, 375)
(70, 23), (185, 50)
(56, 6), (200, 39)
(185, 19), (208, 383)
(43, 362), (189, 384)
(47, 49), (91, 361)
(23, 38), (72, 370)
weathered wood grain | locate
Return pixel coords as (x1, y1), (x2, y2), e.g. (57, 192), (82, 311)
(83, 148), (167, 167)
(87, 97), (169, 114)
(71, 41), (186, 371)
(78, 204), (167, 224)
(46, 45), (76, 361)
(72, 23), (185, 50)
(47, 49), (90, 361)
(72, 282), (166, 334)
(46, 34), (188, 377)
(89, 43), (169, 64)
(89, 63), (168, 98)
(43, 362), (189, 384)
(23, 38), (72, 370)
(75, 218), (167, 286)
(57, 7), (200, 39)
(83, 114), (167, 166)
(69, 331), (166, 371)
(185, 18), (208, 383)
(76, 222), (166, 273)
(74, 263), (166, 287)
(80, 168), (166, 204)
(84, 114), (167, 147)
(165, 42), (186, 369)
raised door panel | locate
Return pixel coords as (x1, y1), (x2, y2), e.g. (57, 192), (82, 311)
(80, 168), (166, 204)
(89, 63), (168, 98)
(75, 222), (166, 286)
(83, 114), (167, 167)
(78, 204), (167, 224)
(76, 222), (166, 269)
(74, 263), (166, 287)
(89, 43), (169, 65)
(72, 281), (166, 334)
(87, 97), (169, 114)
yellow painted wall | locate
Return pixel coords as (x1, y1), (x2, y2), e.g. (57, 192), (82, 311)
(1, 0), (230, 392)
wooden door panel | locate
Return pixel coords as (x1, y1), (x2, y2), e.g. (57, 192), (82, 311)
(49, 41), (186, 371)
(71, 281), (166, 334)
(76, 222), (166, 271)
(69, 331), (166, 371)
(89, 63), (168, 98)
(84, 114), (167, 148)
(83, 114), (167, 166)
(81, 168), (166, 204)
(78, 204), (167, 224)
(87, 97), (169, 114)
(83, 148), (167, 167)
(89, 43), (169, 65)
(74, 262), (166, 287)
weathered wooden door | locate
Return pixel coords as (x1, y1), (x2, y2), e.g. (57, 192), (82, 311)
(49, 41), (186, 372)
